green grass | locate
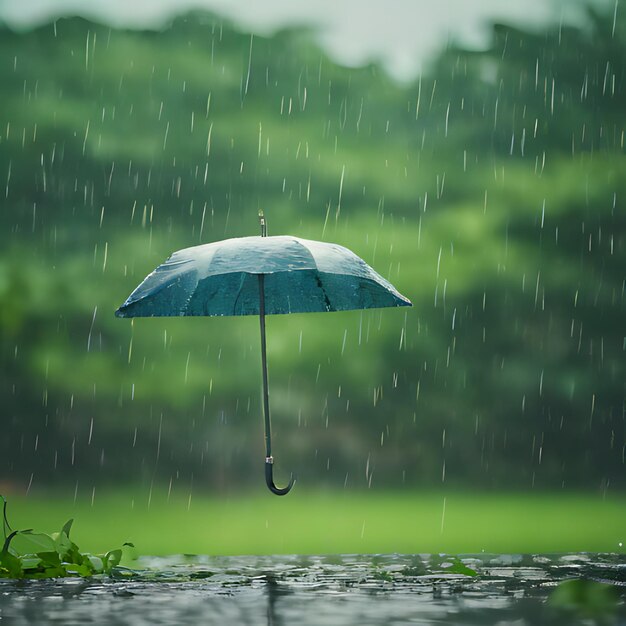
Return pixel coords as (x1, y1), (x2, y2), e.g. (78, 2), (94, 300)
(5, 487), (625, 558)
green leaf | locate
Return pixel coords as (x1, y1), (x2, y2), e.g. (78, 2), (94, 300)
(1, 495), (11, 540)
(36, 551), (62, 568)
(61, 519), (74, 538)
(54, 536), (72, 559)
(64, 562), (93, 577)
(19, 555), (43, 570)
(0, 548), (22, 578)
(549, 579), (619, 618)
(86, 555), (104, 573)
(10, 531), (57, 555)
(109, 566), (137, 579)
(104, 549), (123, 570)
(31, 566), (66, 579)
(2, 530), (19, 555)
(51, 530), (74, 561)
(441, 558), (478, 577)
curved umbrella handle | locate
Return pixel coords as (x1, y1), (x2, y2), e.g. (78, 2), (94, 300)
(265, 457), (295, 496)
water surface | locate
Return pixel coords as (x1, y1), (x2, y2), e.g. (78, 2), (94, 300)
(1, 553), (624, 625)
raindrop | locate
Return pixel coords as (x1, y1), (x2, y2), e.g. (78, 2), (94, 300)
(5, 159), (11, 198)
(163, 121), (170, 149)
(82, 120), (89, 155)
(243, 34), (254, 97)
(87, 306), (97, 351)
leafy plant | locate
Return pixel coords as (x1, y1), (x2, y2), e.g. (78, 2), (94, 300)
(0, 496), (133, 579)
(434, 555), (478, 577)
(549, 579), (620, 622)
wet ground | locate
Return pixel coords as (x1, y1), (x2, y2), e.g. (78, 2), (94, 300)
(1, 553), (624, 625)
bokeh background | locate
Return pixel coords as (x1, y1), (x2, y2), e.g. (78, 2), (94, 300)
(0, 0), (624, 554)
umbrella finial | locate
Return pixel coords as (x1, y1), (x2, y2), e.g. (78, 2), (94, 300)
(259, 210), (267, 237)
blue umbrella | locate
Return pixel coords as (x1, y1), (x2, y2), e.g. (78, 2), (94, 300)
(116, 215), (411, 495)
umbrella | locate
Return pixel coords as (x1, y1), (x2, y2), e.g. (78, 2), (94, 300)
(116, 215), (412, 495)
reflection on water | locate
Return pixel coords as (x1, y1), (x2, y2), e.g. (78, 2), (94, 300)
(1, 553), (624, 625)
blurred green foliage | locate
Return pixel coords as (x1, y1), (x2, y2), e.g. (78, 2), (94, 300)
(0, 6), (624, 492)
(549, 579), (620, 623)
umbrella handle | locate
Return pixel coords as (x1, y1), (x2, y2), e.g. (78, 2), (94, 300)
(265, 457), (295, 496)
(259, 273), (295, 496)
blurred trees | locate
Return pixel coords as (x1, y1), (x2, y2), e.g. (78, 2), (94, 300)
(0, 7), (624, 492)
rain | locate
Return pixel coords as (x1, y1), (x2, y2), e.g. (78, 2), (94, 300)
(0, 0), (624, 623)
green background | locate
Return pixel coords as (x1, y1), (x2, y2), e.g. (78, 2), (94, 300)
(0, 5), (624, 554)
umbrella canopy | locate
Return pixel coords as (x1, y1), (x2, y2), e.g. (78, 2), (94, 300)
(115, 235), (411, 318)
(116, 223), (411, 495)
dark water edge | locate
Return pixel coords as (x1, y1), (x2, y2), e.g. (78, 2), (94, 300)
(1, 553), (624, 625)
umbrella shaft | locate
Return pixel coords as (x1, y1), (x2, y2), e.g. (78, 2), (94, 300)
(258, 274), (272, 459)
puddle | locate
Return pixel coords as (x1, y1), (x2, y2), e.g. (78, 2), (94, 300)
(1, 553), (624, 625)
